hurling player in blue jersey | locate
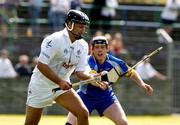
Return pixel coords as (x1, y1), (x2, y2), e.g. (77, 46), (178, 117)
(65, 36), (153, 125)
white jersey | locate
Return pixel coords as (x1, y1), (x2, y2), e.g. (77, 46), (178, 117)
(161, 0), (180, 21)
(0, 58), (17, 78)
(135, 62), (157, 80)
(31, 28), (89, 89)
(101, 0), (118, 17)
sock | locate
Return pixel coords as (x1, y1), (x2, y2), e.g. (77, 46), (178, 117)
(65, 122), (72, 125)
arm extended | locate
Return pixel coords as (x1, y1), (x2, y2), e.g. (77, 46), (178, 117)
(129, 70), (153, 96)
(37, 61), (71, 90)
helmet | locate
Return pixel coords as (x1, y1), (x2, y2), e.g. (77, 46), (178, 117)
(91, 36), (108, 46)
(65, 9), (89, 25)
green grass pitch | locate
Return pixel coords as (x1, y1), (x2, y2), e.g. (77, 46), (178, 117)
(0, 115), (179, 125)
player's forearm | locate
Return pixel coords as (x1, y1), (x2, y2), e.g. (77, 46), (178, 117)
(75, 71), (93, 80)
(130, 70), (146, 87)
(37, 61), (63, 85)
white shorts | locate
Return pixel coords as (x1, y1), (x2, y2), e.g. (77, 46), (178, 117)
(26, 76), (68, 108)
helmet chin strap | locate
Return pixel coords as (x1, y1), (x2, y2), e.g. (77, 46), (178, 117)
(65, 22), (74, 31)
(65, 22), (83, 40)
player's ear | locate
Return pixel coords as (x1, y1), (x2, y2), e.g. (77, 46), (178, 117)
(91, 44), (94, 50)
(89, 44), (93, 54)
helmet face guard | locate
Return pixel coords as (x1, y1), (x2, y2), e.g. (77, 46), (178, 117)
(65, 10), (90, 39)
(65, 9), (90, 26)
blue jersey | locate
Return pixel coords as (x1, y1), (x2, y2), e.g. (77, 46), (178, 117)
(77, 54), (129, 116)
(79, 54), (128, 97)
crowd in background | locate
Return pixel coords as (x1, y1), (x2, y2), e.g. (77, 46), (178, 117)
(0, 0), (19, 38)
(0, 0), (174, 80)
(0, 29), (167, 80)
(1, 0), (180, 38)
(0, 0), (83, 38)
(0, 49), (38, 78)
(160, 0), (180, 39)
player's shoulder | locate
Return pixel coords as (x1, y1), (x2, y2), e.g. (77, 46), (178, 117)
(45, 30), (64, 41)
(107, 54), (125, 63)
(78, 39), (88, 48)
(42, 30), (65, 46)
(87, 55), (96, 67)
(107, 54), (128, 68)
(107, 54), (129, 71)
(88, 55), (94, 62)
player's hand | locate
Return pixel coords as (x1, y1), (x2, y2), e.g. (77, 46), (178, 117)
(141, 83), (153, 96)
(89, 72), (101, 86)
(91, 81), (109, 90)
(90, 81), (102, 87)
(99, 81), (109, 90)
(90, 70), (107, 79)
(58, 80), (72, 90)
(90, 70), (109, 89)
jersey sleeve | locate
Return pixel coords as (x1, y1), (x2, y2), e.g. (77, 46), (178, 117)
(108, 54), (129, 76)
(125, 65), (135, 77)
(116, 59), (134, 77)
(38, 37), (59, 64)
(75, 42), (89, 72)
(118, 60), (129, 74)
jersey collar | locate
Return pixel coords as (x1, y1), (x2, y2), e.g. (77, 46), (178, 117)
(63, 28), (75, 45)
(63, 28), (69, 37)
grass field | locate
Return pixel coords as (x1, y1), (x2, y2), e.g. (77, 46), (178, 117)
(0, 115), (179, 125)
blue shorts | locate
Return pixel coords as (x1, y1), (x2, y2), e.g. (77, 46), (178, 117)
(77, 91), (118, 116)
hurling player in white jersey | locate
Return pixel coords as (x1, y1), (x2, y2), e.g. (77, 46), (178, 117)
(24, 10), (98, 125)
